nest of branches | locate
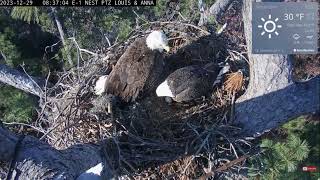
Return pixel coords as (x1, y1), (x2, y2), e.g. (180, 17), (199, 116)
(33, 3), (250, 178)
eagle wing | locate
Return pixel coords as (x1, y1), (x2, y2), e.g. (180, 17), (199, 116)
(105, 38), (164, 102)
(166, 65), (215, 102)
(167, 66), (204, 94)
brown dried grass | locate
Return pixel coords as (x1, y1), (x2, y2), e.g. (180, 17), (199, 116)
(224, 71), (244, 95)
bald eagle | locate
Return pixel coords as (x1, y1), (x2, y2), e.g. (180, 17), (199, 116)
(94, 31), (170, 102)
(156, 63), (229, 102)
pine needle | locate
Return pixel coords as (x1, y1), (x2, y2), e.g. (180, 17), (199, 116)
(224, 71), (244, 95)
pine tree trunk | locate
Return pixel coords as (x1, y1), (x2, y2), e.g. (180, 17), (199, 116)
(234, 0), (319, 135)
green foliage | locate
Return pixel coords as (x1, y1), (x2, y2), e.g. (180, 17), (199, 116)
(153, 0), (167, 17)
(0, 32), (21, 66)
(180, 0), (199, 19)
(11, 7), (55, 33)
(37, 12), (55, 33)
(58, 39), (79, 68)
(283, 117), (320, 179)
(11, 7), (40, 24)
(249, 117), (320, 179)
(57, 7), (136, 50)
(102, 15), (114, 31)
(0, 28), (52, 76)
(282, 116), (306, 133)
(179, 0), (217, 21)
(1, 8), (59, 76)
(0, 8), (55, 124)
(249, 134), (309, 179)
(100, 12), (133, 42)
(117, 19), (133, 41)
(0, 15), (21, 66)
(0, 85), (35, 123)
(204, 0), (216, 4)
(207, 15), (217, 25)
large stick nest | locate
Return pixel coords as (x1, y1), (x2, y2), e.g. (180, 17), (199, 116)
(36, 2), (251, 178)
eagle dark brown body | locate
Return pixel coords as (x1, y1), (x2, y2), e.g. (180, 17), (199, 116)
(165, 64), (221, 102)
(105, 37), (165, 103)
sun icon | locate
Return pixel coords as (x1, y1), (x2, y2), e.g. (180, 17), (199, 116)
(258, 14), (282, 39)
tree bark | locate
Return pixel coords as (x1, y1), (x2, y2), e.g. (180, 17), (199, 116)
(0, 64), (45, 97)
(0, 125), (108, 180)
(234, 0), (319, 135)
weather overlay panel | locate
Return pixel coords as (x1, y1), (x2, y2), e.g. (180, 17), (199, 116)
(252, 2), (319, 54)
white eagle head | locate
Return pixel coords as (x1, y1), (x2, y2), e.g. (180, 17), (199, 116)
(146, 30), (170, 52)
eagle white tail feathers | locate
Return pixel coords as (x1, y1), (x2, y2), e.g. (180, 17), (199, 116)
(94, 75), (109, 95)
(76, 163), (103, 180)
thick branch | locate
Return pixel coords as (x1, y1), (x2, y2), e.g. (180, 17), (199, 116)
(0, 126), (107, 180)
(0, 126), (18, 162)
(235, 77), (319, 135)
(0, 64), (45, 97)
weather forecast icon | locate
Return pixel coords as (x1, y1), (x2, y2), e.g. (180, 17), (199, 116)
(252, 2), (318, 54)
(258, 14), (282, 39)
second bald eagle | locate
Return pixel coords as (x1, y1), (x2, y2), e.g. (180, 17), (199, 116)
(94, 31), (170, 102)
(156, 63), (227, 102)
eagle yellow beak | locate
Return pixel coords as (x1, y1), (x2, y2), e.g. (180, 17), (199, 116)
(164, 45), (170, 52)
